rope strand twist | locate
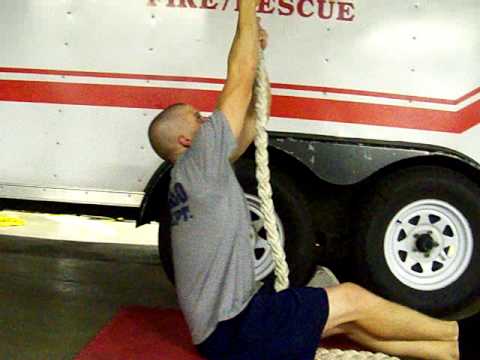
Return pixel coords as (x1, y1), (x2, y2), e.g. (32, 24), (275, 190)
(254, 48), (290, 292)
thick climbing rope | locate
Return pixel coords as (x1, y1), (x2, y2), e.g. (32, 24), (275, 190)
(315, 349), (400, 360)
(253, 49), (290, 292)
(253, 48), (400, 360)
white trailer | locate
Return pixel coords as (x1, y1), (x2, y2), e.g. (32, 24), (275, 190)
(1, 0), (479, 317)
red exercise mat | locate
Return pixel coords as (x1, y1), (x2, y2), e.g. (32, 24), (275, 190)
(75, 307), (201, 360)
(75, 307), (360, 360)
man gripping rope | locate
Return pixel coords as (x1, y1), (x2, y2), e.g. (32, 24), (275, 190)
(148, 1), (465, 359)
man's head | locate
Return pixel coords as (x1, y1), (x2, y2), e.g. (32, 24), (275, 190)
(148, 103), (207, 163)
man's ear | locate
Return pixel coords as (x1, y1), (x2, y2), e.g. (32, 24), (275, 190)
(178, 135), (192, 147)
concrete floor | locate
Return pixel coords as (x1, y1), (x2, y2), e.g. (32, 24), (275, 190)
(0, 236), (177, 360)
(1, 234), (477, 359)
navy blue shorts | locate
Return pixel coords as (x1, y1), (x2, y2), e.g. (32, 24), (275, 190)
(196, 285), (330, 360)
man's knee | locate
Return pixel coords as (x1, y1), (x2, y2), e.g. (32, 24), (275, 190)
(325, 282), (378, 325)
(347, 282), (383, 312)
(324, 282), (359, 326)
(334, 282), (370, 306)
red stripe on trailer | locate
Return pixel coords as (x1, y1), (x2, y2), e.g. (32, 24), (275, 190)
(0, 67), (225, 85)
(273, 95), (480, 133)
(1, 66), (478, 105)
(271, 84), (472, 106)
(456, 87), (480, 104)
(0, 79), (479, 134)
(0, 80), (219, 112)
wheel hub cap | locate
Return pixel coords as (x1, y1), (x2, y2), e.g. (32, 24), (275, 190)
(414, 232), (438, 256)
(384, 199), (473, 291)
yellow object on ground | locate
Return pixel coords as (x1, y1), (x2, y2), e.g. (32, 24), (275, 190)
(0, 216), (26, 227)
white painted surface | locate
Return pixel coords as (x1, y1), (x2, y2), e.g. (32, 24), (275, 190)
(1, 0), (477, 97)
(0, 210), (158, 245)
(0, 0), (479, 208)
(0, 101), (159, 192)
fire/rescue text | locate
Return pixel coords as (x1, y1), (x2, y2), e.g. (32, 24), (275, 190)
(153, 0), (355, 21)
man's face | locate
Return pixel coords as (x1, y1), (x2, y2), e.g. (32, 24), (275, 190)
(184, 105), (207, 139)
(174, 105), (208, 152)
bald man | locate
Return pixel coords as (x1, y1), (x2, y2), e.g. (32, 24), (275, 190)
(147, 2), (463, 359)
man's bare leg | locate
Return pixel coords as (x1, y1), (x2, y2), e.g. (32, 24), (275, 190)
(322, 283), (459, 359)
(337, 322), (458, 360)
(324, 283), (458, 341)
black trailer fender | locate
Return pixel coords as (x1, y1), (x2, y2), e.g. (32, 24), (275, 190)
(269, 133), (480, 186)
(137, 133), (480, 227)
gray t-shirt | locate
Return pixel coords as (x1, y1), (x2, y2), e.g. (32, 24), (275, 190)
(168, 110), (262, 344)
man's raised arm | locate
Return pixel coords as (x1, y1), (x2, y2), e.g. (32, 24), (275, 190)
(216, 0), (259, 139)
(229, 21), (269, 163)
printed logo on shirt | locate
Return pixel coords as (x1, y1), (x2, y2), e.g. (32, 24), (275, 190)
(168, 182), (193, 226)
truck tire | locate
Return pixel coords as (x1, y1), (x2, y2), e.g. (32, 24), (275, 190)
(354, 166), (480, 317)
(158, 158), (317, 288)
